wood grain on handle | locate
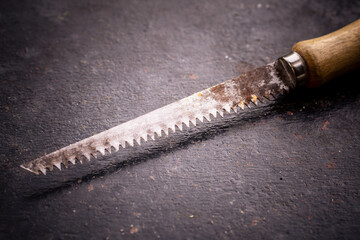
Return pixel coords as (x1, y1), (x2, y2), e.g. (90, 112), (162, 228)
(292, 19), (360, 88)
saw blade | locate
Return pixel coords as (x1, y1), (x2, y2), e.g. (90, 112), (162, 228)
(20, 60), (295, 175)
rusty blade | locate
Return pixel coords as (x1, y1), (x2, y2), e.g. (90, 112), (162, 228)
(20, 60), (295, 175)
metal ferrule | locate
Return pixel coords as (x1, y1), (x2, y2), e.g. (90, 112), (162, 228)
(280, 51), (308, 86)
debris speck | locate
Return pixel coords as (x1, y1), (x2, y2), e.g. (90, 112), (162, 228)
(149, 176), (155, 181)
(88, 184), (94, 192)
(326, 162), (336, 169)
(130, 226), (138, 234)
(72, 209), (76, 213)
(257, 3), (262, 8)
(286, 111), (293, 116)
(189, 214), (195, 218)
(133, 212), (142, 218)
(251, 218), (259, 226)
(189, 74), (197, 79)
(77, 179), (82, 184)
(322, 120), (330, 130)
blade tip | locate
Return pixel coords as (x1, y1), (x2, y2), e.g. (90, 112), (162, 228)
(20, 164), (40, 175)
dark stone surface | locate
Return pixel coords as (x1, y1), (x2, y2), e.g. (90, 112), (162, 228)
(0, 0), (359, 239)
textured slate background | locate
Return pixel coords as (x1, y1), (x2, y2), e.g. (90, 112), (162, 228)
(1, 0), (360, 239)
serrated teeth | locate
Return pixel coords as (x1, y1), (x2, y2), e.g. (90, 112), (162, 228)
(209, 110), (217, 118)
(238, 101), (245, 110)
(224, 105), (231, 113)
(154, 129), (162, 138)
(69, 157), (76, 165)
(21, 60), (293, 175)
(203, 114), (211, 121)
(84, 152), (91, 161)
(76, 155), (83, 163)
(258, 96), (264, 103)
(134, 137), (142, 145)
(149, 134), (155, 140)
(183, 120), (190, 128)
(111, 144), (119, 152)
(251, 94), (258, 105)
(175, 122), (183, 131)
(39, 165), (46, 175)
(119, 140), (126, 149)
(54, 161), (62, 170)
(127, 140), (134, 147)
(97, 148), (105, 156)
(264, 93), (271, 100)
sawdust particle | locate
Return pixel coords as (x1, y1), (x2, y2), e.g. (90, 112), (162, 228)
(189, 214), (195, 218)
(130, 226), (138, 234)
(322, 120), (330, 130)
(149, 176), (155, 181)
(251, 218), (259, 226)
(133, 212), (142, 217)
(88, 184), (94, 192)
(72, 209), (76, 213)
(189, 74), (197, 79)
(77, 179), (82, 184)
(287, 111), (293, 116)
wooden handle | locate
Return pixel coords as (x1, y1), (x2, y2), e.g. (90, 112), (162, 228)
(292, 19), (360, 88)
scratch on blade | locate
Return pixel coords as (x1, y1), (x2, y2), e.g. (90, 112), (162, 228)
(20, 61), (294, 175)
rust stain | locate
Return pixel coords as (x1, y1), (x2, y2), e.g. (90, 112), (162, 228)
(206, 63), (287, 107)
